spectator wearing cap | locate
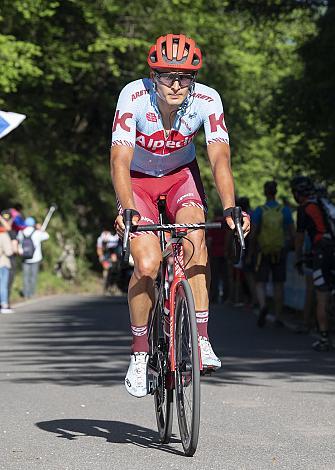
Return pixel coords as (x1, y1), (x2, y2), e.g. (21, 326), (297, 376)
(18, 217), (49, 299)
(249, 181), (295, 328)
(0, 212), (14, 313)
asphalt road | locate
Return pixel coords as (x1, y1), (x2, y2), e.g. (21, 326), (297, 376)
(0, 294), (334, 470)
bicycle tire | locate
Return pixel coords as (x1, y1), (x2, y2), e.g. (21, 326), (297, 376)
(174, 279), (200, 456)
(151, 294), (173, 443)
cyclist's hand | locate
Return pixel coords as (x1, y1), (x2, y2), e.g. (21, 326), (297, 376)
(225, 210), (250, 236)
(114, 214), (125, 238)
(242, 211), (251, 237)
(225, 215), (235, 231)
(114, 212), (141, 238)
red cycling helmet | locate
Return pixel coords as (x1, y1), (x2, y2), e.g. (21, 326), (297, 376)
(147, 34), (202, 72)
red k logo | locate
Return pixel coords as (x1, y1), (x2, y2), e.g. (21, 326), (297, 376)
(112, 110), (133, 133)
(209, 113), (227, 133)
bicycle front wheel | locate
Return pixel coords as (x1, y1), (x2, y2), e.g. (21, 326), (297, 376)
(151, 297), (173, 443)
(174, 279), (200, 456)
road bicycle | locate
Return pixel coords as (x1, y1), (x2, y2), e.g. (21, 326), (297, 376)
(122, 199), (245, 456)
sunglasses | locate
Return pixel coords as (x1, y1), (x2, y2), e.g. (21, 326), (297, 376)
(154, 72), (196, 88)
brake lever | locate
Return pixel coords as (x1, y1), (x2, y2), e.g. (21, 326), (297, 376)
(233, 206), (246, 250)
(122, 209), (132, 262)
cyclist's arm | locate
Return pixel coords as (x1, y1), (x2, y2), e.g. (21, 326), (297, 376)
(110, 145), (137, 211)
(110, 82), (140, 217)
(206, 142), (235, 228)
(96, 245), (104, 260)
(201, 87), (239, 229)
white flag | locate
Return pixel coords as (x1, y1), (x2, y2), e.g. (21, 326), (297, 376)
(0, 110), (26, 139)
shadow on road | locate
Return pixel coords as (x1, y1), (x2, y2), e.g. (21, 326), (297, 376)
(1, 296), (131, 387)
(203, 304), (335, 388)
(36, 419), (183, 455)
(1, 296), (334, 389)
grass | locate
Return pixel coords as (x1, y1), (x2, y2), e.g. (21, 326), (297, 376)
(10, 267), (103, 305)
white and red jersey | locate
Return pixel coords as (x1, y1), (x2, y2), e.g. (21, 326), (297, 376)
(111, 78), (229, 177)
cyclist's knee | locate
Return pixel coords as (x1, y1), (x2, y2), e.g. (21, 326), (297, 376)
(134, 255), (161, 280)
(184, 231), (207, 262)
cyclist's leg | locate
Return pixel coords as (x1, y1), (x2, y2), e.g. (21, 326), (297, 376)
(128, 234), (162, 342)
(124, 182), (162, 352)
(166, 161), (209, 314)
(312, 245), (331, 351)
(123, 180), (163, 397)
(167, 163), (221, 369)
(166, 162), (210, 311)
(175, 206), (208, 311)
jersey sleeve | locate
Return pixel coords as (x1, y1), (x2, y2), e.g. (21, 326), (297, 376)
(202, 89), (229, 146)
(111, 83), (138, 148)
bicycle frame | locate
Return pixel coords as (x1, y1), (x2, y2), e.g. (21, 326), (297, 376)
(162, 231), (203, 372)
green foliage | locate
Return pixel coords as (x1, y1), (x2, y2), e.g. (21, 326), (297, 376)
(275, 5), (335, 185)
(0, 35), (42, 95)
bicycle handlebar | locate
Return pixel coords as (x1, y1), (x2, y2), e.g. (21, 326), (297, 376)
(122, 206), (246, 263)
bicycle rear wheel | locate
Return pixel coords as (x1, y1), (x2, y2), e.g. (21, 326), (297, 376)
(174, 279), (200, 456)
(151, 297), (173, 443)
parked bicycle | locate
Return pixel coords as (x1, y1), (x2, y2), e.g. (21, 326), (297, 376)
(122, 198), (245, 456)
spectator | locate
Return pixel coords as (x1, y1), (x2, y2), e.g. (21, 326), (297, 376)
(0, 213), (14, 313)
(10, 203), (26, 232)
(18, 217), (49, 299)
(291, 176), (334, 351)
(1, 210), (19, 306)
(250, 181), (295, 327)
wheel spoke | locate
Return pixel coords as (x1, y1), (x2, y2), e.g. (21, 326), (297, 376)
(175, 280), (200, 456)
(151, 300), (173, 443)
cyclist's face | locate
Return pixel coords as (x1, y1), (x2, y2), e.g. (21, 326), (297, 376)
(153, 69), (194, 107)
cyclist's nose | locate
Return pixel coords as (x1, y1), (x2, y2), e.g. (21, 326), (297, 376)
(171, 79), (181, 92)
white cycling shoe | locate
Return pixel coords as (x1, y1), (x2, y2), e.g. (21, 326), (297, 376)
(125, 352), (149, 398)
(199, 336), (221, 371)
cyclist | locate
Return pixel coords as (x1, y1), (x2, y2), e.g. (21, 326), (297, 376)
(291, 176), (334, 351)
(96, 228), (121, 291)
(111, 34), (250, 397)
